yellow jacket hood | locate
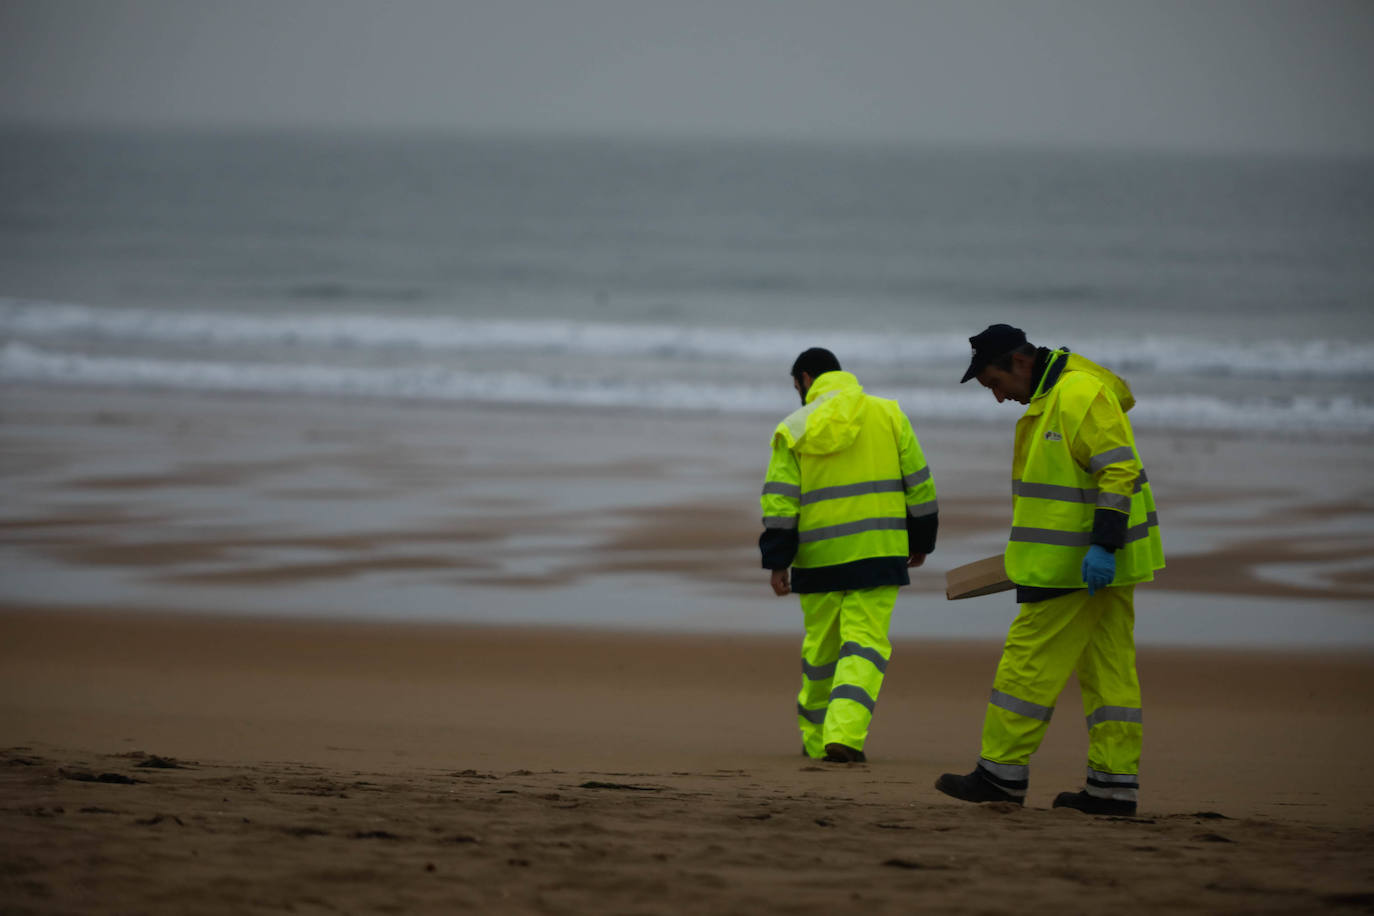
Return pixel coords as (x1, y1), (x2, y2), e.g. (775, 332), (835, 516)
(1039, 351), (1137, 413)
(773, 371), (866, 456)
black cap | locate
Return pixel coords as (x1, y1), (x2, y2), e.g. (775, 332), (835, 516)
(960, 324), (1027, 383)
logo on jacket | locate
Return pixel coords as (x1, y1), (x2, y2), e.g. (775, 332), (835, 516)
(1043, 430), (1063, 441)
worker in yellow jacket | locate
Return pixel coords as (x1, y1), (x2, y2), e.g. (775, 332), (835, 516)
(936, 324), (1164, 815)
(761, 348), (938, 763)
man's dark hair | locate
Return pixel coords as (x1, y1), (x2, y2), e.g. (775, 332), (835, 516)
(989, 341), (1037, 372)
(791, 347), (842, 381)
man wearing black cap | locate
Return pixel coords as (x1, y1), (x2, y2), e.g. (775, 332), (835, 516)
(936, 325), (1165, 815)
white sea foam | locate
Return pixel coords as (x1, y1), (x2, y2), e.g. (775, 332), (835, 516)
(2, 299), (1370, 380)
(0, 341), (781, 412)
(5, 341), (1373, 433)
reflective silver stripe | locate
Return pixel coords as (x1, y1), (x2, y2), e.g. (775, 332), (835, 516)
(1012, 475), (1148, 502)
(838, 641), (888, 674)
(1085, 767), (1138, 801)
(1010, 511), (1158, 548)
(801, 658), (836, 680)
(1009, 526), (1091, 547)
(977, 758), (1029, 782)
(800, 479), (902, 506)
(796, 703), (826, 724)
(989, 688), (1053, 721)
(829, 684), (875, 712)
(798, 516), (906, 544)
(1089, 446), (1136, 473)
(1096, 491), (1131, 512)
(762, 481), (801, 499)
(1086, 705), (1143, 728)
(903, 467), (932, 488)
(1087, 767), (1139, 785)
(907, 499), (939, 518)
(1014, 480), (1097, 503)
(763, 515), (798, 529)
(1125, 512), (1160, 542)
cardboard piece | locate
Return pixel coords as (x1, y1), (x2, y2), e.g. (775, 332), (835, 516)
(945, 555), (1015, 600)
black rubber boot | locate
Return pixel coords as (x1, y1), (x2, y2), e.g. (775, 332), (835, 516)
(823, 743), (867, 763)
(1052, 790), (1137, 816)
(934, 769), (1024, 806)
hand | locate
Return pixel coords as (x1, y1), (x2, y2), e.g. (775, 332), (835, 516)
(907, 553), (927, 568)
(1081, 544), (1116, 595)
(770, 568), (791, 596)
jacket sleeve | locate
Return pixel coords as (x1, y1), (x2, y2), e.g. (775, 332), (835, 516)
(759, 432), (801, 569)
(1069, 388), (1141, 552)
(897, 410), (938, 555)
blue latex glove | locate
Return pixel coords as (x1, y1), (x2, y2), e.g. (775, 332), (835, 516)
(1081, 545), (1116, 595)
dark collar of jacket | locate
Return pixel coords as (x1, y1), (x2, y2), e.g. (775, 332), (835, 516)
(1031, 347), (1068, 400)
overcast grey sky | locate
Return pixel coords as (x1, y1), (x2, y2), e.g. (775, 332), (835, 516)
(2, 0), (1371, 154)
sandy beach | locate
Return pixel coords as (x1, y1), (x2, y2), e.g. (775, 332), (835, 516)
(2, 610), (1373, 914)
(2, 383), (1373, 912)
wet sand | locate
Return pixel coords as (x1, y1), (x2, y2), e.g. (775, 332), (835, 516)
(3, 385), (1371, 631)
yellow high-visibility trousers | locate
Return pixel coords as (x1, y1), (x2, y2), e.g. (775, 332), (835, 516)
(978, 585), (1142, 802)
(796, 586), (897, 757)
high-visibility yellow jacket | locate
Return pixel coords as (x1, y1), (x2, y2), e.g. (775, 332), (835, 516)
(759, 371), (937, 593)
(1005, 349), (1165, 590)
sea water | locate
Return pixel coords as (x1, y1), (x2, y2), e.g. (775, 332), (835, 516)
(2, 127), (1372, 643)
(2, 126), (1372, 434)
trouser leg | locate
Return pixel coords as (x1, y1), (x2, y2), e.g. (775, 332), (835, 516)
(1076, 585), (1142, 802)
(978, 589), (1096, 799)
(821, 586), (897, 752)
(797, 591), (842, 759)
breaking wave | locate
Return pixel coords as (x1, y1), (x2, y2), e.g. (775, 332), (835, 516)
(2, 299), (1371, 380)
(4, 339), (1372, 433)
